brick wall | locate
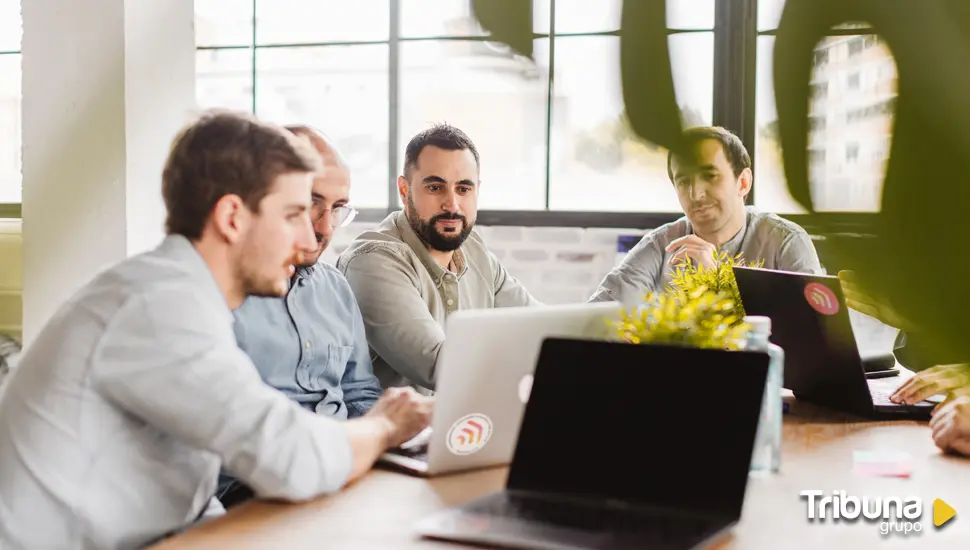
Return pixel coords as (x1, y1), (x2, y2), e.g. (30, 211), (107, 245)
(321, 221), (644, 305)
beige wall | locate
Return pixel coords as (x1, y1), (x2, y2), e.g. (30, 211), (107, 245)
(0, 220), (21, 340)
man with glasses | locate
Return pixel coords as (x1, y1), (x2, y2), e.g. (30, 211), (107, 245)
(216, 125), (384, 508)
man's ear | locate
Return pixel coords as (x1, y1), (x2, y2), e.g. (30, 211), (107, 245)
(209, 194), (248, 244)
(737, 167), (753, 199)
(397, 175), (409, 208)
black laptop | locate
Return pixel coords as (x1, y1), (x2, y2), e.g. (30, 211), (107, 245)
(414, 337), (770, 550)
(733, 266), (939, 420)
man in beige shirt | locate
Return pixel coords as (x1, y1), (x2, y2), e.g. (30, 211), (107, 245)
(0, 111), (431, 549)
(338, 124), (539, 391)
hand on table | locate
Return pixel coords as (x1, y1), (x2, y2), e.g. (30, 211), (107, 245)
(665, 235), (718, 270)
(837, 270), (913, 331)
(890, 363), (970, 407)
(366, 387), (434, 448)
(930, 396), (970, 456)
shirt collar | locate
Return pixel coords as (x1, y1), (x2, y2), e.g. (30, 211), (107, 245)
(156, 234), (235, 325)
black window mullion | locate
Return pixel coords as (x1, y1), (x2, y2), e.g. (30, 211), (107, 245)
(713, 0), (756, 203)
(543, 0), (557, 210)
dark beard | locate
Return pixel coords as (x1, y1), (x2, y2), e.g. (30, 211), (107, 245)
(406, 194), (473, 252)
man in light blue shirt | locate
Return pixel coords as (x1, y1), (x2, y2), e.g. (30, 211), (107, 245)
(217, 125), (383, 507)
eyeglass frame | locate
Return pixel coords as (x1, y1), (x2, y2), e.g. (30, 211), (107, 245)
(310, 197), (357, 228)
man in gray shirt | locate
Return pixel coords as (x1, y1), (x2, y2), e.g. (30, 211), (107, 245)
(0, 110), (431, 549)
(338, 124), (539, 391)
(590, 126), (822, 306)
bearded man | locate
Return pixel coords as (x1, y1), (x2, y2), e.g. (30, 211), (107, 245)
(338, 124), (539, 391)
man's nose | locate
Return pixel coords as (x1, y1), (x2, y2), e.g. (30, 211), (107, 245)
(442, 191), (460, 213)
(313, 209), (335, 240)
(296, 214), (317, 253)
(689, 180), (707, 201)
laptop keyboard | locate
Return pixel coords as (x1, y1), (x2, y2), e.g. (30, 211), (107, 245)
(388, 443), (428, 462)
(467, 493), (711, 539)
(869, 388), (895, 406)
(867, 378), (941, 407)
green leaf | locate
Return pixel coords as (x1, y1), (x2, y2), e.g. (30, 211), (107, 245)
(470, 0), (534, 59)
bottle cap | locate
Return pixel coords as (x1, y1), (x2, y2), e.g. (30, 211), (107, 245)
(744, 315), (772, 335)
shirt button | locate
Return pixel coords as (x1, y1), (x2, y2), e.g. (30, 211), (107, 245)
(446, 298), (454, 306)
(305, 341), (311, 349)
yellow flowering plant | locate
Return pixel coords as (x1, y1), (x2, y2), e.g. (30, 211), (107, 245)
(668, 249), (764, 319)
(611, 288), (751, 350)
(609, 249), (763, 350)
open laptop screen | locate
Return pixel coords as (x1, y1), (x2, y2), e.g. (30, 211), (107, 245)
(506, 338), (769, 520)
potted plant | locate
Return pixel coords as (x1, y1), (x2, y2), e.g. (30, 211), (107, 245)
(667, 249), (765, 320)
(610, 287), (751, 350)
(607, 249), (764, 349)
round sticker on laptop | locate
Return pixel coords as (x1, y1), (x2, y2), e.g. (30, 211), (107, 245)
(446, 413), (493, 456)
(804, 282), (840, 316)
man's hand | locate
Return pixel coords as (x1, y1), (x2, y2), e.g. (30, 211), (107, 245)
(665, 235), (718, 270)
(365, 387), (434, 448)
(837, 270), (913, 330)
(890, 363), (970, 406)
(930, 396), (970, 456)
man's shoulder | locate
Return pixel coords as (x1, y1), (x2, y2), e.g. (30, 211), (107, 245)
(311, 263), (358, 300)
(337, 236), (415, 272)
(747, 207), (811, 238)
(337, 215), (415, 272)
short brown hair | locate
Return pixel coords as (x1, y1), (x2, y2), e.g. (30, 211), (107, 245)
(162, 110), (320, 239)
(666, 126), (751, 182)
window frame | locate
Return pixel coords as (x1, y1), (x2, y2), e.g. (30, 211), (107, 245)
(0, 43), (17, 219)
(0, 0), (880, 234)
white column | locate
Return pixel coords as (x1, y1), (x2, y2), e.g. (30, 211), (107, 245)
(21, 0), (196, 344)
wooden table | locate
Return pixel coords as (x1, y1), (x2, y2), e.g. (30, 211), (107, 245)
(154, 399), (970, 549)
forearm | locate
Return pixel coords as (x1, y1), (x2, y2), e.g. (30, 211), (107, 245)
(591, 238), (662, 306)
(374, 335), (442, 389)
(494, 269), (542, 308)
(340, 416), (392, 483)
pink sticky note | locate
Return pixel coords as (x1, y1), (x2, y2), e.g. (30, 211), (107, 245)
(852, 450), (913, 478)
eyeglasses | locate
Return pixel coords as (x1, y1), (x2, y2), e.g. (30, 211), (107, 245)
(311, 201), (358, 228)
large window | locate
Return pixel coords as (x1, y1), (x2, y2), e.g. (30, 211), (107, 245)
(755, 0), (896, 214)
(0, 0), (21, 207)
(195, 0), (715, 213)
(0, 0), (894, 227)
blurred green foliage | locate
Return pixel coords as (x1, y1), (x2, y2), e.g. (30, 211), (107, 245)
(472, 0), (970, 363)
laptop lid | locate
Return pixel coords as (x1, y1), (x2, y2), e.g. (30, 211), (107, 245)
(423, 302), (623, 474)
(506, 337), (769, 522)
(732, 266), (874, 413)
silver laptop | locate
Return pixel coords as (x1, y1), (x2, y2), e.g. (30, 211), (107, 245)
(379, 301), (623, 477)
